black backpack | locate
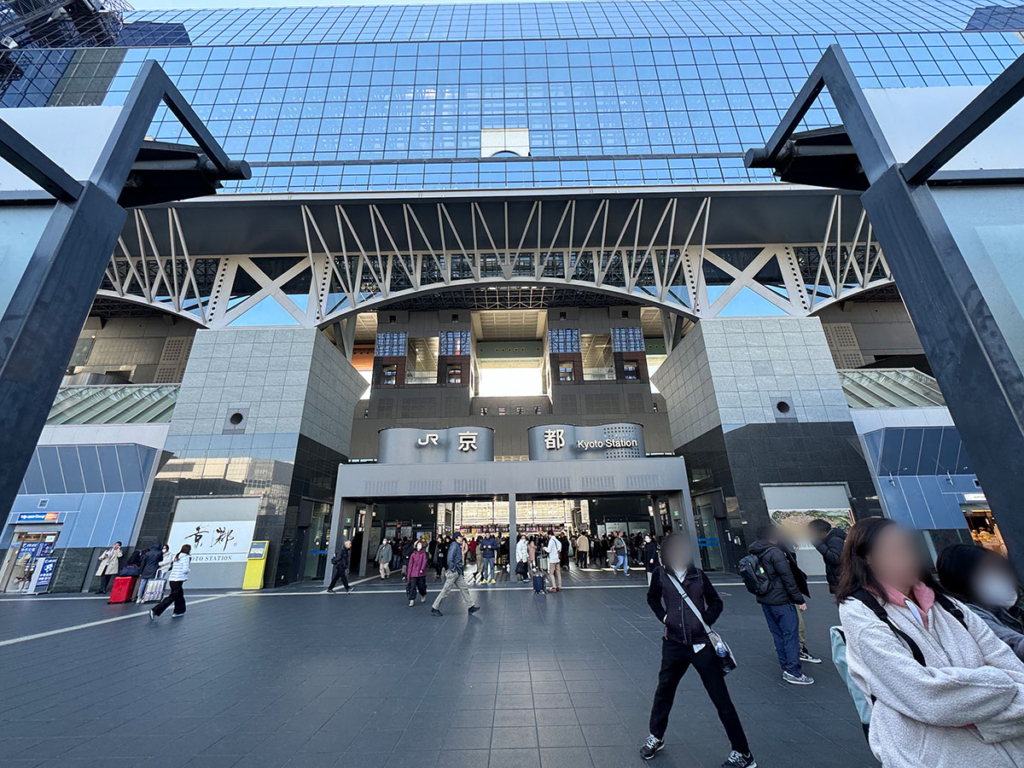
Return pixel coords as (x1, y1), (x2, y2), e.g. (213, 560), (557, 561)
(738, 553), (772, 597)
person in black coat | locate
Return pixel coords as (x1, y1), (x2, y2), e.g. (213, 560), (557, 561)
(643, 534), (660, 585)
(640, 534), (754, 767)
(808, 519), (846, 594)
(748, 526), (814, 685)
(327, 540), (353, 593)
(136, 542), (163, 603)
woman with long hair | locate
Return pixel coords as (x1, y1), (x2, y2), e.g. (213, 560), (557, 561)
(837, 517), (1024, 767)
(641, 534), (754, 767)
(936, 543), (1024, 660)
(150, 544), (191, 620)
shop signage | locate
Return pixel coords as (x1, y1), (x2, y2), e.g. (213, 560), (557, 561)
(34, 557), (57, 592)
(380, 426), (494, 464)
(575, 438), (640, 451)
(167, 519), (257, 563)
(16, 511), (59, 523)
(963, 493), (987, 502)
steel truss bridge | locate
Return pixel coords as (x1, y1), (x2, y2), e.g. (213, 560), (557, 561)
(97, 185), (894, 346)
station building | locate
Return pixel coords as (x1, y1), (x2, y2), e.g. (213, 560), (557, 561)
(0, 0), (1016, 590)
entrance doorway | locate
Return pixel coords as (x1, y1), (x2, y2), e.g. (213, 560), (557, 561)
(1, 529), (60, 592)
(297, 500), (332, 581)
(692, 491), (726, 572)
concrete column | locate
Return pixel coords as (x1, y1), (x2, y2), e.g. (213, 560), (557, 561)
(507, 492), (517, 576)
(358, 504), (374, 578)
(324, 496), (358, 586)
(667, 489), (699, 543)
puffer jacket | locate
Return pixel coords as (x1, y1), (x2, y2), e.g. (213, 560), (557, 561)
(447, 540), (465, 574)
(140, 546), (163, 579)
(748, 540), (805, 606)
(167, 553), (190, 582)
(647, 566), (723, 646)
(814, 528), (847, 592)
(407, 550), (428, 578)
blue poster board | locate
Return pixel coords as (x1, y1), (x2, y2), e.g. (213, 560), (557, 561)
(34, 558), (58, 592)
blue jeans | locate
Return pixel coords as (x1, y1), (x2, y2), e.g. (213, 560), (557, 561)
(481, 557), (495, 581)
(613, 552), (628, 574)
(761, 603), (803, 676)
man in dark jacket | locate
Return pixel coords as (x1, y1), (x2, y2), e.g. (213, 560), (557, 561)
(479, 532), (498, 583)
(748, 526), (814, 686)
(136, 542), (163, 603)
(809, 519), (846, 594)
(431, 532), (480, 617)
(327, 540), (353, 593)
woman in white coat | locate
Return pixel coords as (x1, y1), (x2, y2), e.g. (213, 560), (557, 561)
(95, 541), (122, 593)
(150, 544), (191, 620)
(837, 517), (1024, 767)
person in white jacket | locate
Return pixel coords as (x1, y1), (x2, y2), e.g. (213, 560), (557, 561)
(150, 544), (191, 620)
(837, 518), (1024, 768)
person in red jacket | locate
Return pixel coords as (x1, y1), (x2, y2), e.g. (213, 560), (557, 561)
(407, 540), (429, 607)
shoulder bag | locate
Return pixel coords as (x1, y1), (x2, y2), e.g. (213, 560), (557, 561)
(666, 572), (738, 675)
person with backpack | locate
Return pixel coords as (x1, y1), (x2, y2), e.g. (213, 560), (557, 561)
(741, 526), (814, 685)
(809, 518), (847, 595)
(936, 543), (1024, 660)
(837, 517), (1024, 767)
(327, 539), (353, 593)
(640, 534), (755, 767)
(149, 544), (191, 620)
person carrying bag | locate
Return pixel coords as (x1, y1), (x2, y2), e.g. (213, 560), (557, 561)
(640, 534), (755, 767)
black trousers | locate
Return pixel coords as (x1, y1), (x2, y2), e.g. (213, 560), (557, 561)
(577, 551), (588, 568)
(649, 639), (749, 754)
(98, 574), (114, 593)
(152, 581), (186, 617)
(328, 565), (350, 591)
(406, 575), (427, 600)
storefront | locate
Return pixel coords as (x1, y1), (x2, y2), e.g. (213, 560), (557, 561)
(961, 494), (1005, 555)
(0, 513), (62, 593)
(329, 423), (694, 578)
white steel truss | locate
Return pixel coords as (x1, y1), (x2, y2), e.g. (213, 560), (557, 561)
(98, 194), (893, 330)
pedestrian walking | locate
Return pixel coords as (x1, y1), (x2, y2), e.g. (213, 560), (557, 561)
(746, 526), (814, 685)
(838, 517), (1024, 767)
(435, 535), (449, 581)
(136, 542), (163, 603)
(149, 544), (191, 620)
(377, 538), (392, 579)
(527, 537), (537, 569)
(641, 535), (755, 767)
(480, 530), (498, 583)
(576, 531), (590, 569)
(937, 543), (1024, 660)
(327, 539), (353, 593)
(95, 541), (123, 593)
(515, 534), (529, 581)
(643, 534), (660, 585)
(612, 531), (629, 575)
(407, 540), (429, 606)
(431, 533), (480, 617)
(401, 538), (414, 580)
(808, 518), (847, 595)
(546, 531), (562, 592)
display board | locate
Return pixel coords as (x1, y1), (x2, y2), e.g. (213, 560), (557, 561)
(167, 496), (261, 589)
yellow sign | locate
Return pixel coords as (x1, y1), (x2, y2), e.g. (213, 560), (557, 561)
(242, 541), (269, 590)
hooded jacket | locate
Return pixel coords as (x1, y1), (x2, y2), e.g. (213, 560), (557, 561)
(447, 540), (465, 574)
(140, 545), (163, 579)
(814, 528), (847, 591)
(647, 566), (723, 646)
(840, 593), (1024, 768)
(407, 549), (428, 578)
(748, 540), (806, 606)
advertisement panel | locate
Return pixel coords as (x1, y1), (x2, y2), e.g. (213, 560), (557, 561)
(166, 520), (257, 564)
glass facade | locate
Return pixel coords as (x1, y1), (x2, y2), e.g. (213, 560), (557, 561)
(1, 1), (1021, 194)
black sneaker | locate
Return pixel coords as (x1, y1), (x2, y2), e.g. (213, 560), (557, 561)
(468, 605), (481, 615)
(326, 588), (335, 594)
(800, 648), (822, 664)
(345, 587), (352, 593)
(721, 751), (756, 768)
(431, 608), (443, 616)
(640, 735), (665, 760)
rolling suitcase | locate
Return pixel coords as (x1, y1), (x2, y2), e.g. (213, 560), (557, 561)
(108, 576), (136, 604)
(532, 574), (545, 593)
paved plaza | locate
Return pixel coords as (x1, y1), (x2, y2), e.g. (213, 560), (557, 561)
(0, 569), (875, 768)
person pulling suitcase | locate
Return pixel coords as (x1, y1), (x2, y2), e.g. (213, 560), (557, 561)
(150, 544), (191, 620)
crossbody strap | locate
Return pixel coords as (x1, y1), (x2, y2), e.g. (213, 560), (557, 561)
(852, 589), (926, 666)
(665, 571), (712, 635)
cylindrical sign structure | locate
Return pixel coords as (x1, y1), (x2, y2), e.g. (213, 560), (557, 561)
(527, 423), (645, 461)
(378, 426), (495, 464)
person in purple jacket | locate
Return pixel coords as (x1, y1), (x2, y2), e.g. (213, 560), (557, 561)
(406, 540), (429, 607)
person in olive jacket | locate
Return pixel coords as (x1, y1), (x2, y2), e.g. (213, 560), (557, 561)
(641, 534), (755, 767)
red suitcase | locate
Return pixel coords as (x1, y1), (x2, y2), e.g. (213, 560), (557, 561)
(108, 576), (136, 604)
